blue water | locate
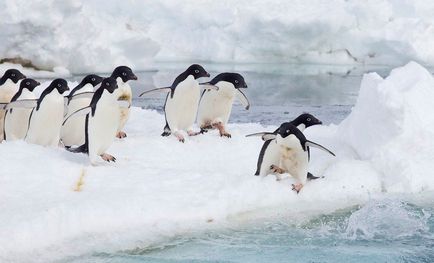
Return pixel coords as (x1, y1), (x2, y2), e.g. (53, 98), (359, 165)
(62, 64), (434, 263)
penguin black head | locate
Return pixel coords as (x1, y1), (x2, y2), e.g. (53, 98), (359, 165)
(80, 74), (103, 87)
(276, 122), (307, 150)
(19, 78), (40, 92)
(111, 66), (138, 83)
(277, 122), (304, 139)
(292, 113), (322, 128)
(49, 79), (69, 94)
(185, 64), (210, 79)
(1, 69), (26, 84)
(209, 73), (248, 89)
(101, 77), (118, 93)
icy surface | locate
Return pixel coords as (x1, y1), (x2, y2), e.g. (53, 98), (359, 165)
(1, 62), (434, 261)
(2, 1), (434, 72)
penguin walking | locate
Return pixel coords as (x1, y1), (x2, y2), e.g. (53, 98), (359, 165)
(139, 64), (212, 142)
(247, 113), (323, 178)
(25, 79), (69, 147)
(259, 122), (335, 193)
(65, 77), (121, 164)
(0, 69), (26, 141)
(4, 78), (40, 141)
(197, 73), (250, 138)
(61, 74), (103, 146)
(110, 66), (138, 139)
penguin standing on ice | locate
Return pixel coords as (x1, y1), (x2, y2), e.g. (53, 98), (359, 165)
(110, 66), (138, 139)
(61, 74), (103, 147)
(0, 69), (26, 141)
(258, 122), (335, 193)
(139, 64), (212, 142)
(247, 113), (323, 178)
(65, 77), (121, 164)
(25, 79), (69, 147)
(4, 78), (40, 141)
(197, 73), (250, 138)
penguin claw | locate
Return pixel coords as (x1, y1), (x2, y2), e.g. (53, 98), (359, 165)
(116, 131), (127, 139)
(270, 165), (285, 174)
(220, 132), (231, 138)
(291, 184), (303, 194)
(101, 153), (116, 162)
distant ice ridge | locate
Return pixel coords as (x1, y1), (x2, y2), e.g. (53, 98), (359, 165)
(1, 62), (434, 262)
(2, 0), (434, 73)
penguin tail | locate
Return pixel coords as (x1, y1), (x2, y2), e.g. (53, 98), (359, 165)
(307, 172), (323, 180)
(161, 123), (171, 137)
(66, 144), (88, 154)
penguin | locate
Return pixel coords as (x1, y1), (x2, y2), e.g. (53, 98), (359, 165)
(4, 78), (40, 141)
(259, 122), (335, 193)
(61, 74), (103, 147)
(197, 72), (250, 138)
(110, 66), (138, 139)
(0, 69), (26, 141)
(247, 114), (323, 178)
(139, 64), (212, 142)
(65, 77), (121, 164)
(25, 79), (69, 147)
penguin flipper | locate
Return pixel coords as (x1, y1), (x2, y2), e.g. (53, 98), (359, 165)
(199, 83), (219, 91)
(5, 99), (37, 110)
(63, 106), (91, 126)
(307, 172), (323, 180)
(305, 140), (335, 156)
(139, 87), (171, 97)
(161, 122), (171, 137)
(65, 144), (88, 154)
(246, 132), (276, 141)
(67, 91), (95, 103)
(235, 89), (250, 110)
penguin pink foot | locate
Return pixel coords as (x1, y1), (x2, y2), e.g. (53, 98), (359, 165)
(292, 183), (303, 194)
(174, 131), (185, 143)
(100, 153), (116, 162)
(270, 165), (285, 174)
(212, 122), (231, 138)
(187, 130), (201, 136)
(116, 131), (127, 138)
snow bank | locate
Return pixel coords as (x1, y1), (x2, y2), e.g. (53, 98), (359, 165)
(1, 62), (434, 261)
(3, 1), (434, 72)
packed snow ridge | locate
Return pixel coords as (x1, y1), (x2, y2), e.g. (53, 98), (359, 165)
(2, 0), (434, 73)
(0, 61), (434, 261)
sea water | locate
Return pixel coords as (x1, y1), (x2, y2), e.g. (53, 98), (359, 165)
(60, 64), (434, 263)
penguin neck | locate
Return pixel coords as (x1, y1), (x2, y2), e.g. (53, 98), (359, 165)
(0, 78), (17, 89)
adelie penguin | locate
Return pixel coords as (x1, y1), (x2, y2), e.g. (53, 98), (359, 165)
(0, 69), (26, 141)
(4, 78), (40, 141)
(249, 119), (335, 193)
(247, 113), (323, 179)
(25, 79), (69, 147)
(110, 66), (138, 139)
(197, 72), (250, 138)
(139, 64), (214, 142)
(65, 77), (122, 164)
(61, 74), (103, 147)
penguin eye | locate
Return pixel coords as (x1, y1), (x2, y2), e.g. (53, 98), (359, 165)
(307, 118), (311, 122)
(106, 82), (110, 86)
(194, 69), (199, 73)
(286, 130), (290, 133)
(26, 81), (30, 85)
(122, 72), (127, 76)
(91, 78), (95, 81)
(235, 80), (239, 84)
(11, 74), (15, 77)
(58, 84), (61, 87)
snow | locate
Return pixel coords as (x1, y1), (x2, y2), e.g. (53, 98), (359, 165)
(2, 1), (434, 73)
(1, 61), (434, 261)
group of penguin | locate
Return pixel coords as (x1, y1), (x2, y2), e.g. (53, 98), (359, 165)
(0, 64), (335, 193)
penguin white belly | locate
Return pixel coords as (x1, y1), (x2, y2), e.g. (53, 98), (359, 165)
(165, 77), (200, 131)
(197, 87), (235, 126)
(88, 97), (120, 162)
(26, 93), (64, 147)
(0, 80), (19, 141)
(279, 145), (309, 185)
(259, 140), (281, 176)
(116, 81), (132, 132)
(4, 90), (36, 141)
(61, 86), (93, 146)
